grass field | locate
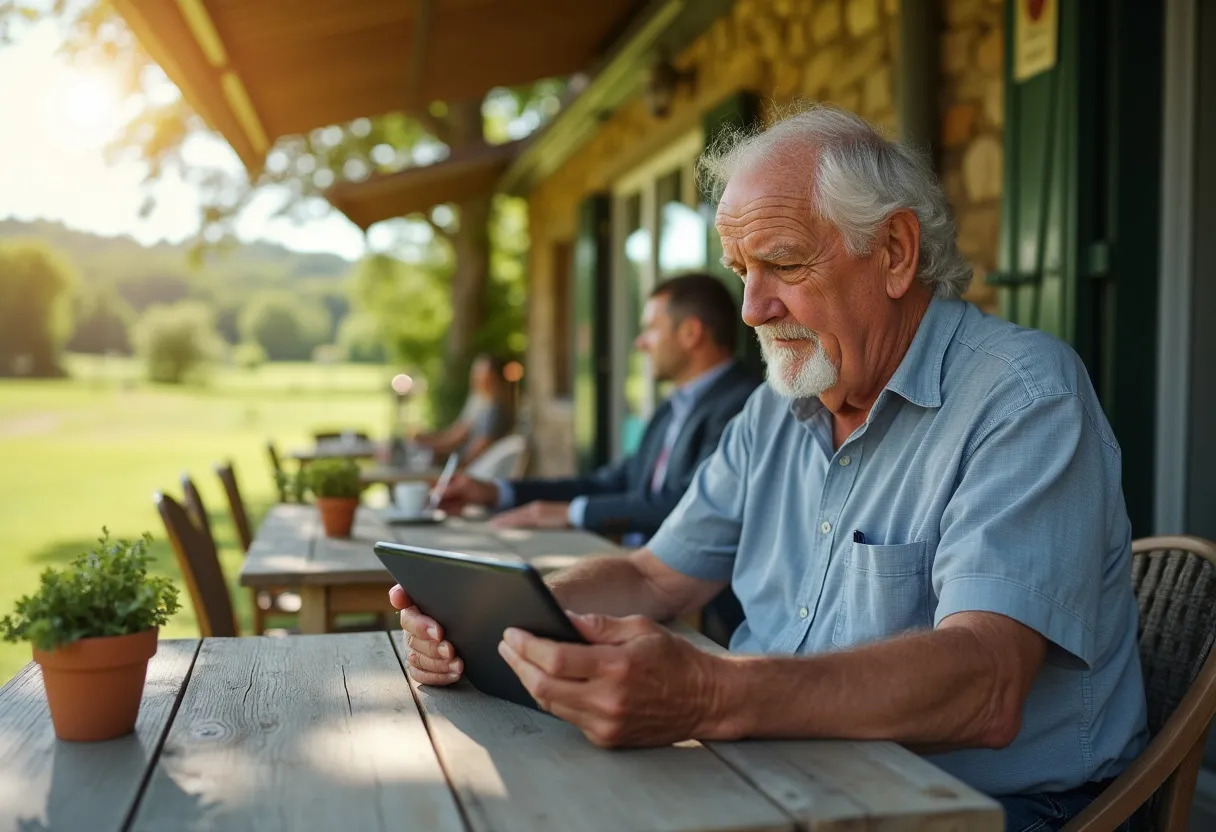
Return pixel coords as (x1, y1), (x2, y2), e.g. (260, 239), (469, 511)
(0, 355), (419, 684)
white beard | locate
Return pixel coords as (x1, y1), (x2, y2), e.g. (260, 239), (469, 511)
(757, 323), (839, 398)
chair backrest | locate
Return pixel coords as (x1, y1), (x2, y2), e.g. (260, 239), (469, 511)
(180, 473), (217, 555)
(155, 491), (238, 638)
(465, 434), (529, 480)
(1064, 535), (1216, 832)
(214, 461), (253, 553)
(267, 440), (287, 502)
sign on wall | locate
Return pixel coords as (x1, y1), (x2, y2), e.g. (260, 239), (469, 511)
(1014, 0), (1059, 82)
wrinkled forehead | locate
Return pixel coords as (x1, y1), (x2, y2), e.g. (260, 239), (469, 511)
(713, 163), (824, 250)
(714, 147), (819, 229)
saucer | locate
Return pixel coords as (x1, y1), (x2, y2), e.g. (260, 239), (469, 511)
(382, 507), (446, 525)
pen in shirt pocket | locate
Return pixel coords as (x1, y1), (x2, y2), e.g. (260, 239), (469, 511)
(852, 529), (866, 544)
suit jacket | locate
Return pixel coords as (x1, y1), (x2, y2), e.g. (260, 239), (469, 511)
(511, 362), (760, 538)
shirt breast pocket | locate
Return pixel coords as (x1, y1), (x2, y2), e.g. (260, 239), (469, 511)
(832, 540), (931, 648)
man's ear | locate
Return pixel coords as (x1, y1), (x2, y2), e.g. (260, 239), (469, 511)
(884, 210), (921, 299)
(676, 316), (704, 348)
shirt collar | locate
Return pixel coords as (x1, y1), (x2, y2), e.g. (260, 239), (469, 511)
(787, 296), (965, 419)
(671, 359), (735, 412)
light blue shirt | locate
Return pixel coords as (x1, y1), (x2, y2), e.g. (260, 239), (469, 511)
(648, 297), (1148, 796)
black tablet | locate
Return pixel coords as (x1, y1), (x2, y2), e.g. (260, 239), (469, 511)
(374, 541), (587, 709)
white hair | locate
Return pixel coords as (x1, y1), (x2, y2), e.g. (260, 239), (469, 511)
(698, 103), (974, 299)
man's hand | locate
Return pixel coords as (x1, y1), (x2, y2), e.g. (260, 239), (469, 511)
(388, 584), (464, 685)
(497, 613), (724, 747)
(491, 500), (571, 529)
(437, 474), (499, 512)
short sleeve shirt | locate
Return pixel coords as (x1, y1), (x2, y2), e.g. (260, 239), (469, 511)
(648, 297), (1148, 795)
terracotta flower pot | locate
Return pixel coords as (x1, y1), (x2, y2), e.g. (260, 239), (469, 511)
(317, 497), (359, 537)
(33, 628), (158, 742)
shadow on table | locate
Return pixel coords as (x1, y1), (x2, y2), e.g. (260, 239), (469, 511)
(12, 736), (216, 832)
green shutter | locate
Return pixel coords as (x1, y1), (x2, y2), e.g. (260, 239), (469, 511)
(993, 0), (1161, 534)
(572, 194), (613, 473)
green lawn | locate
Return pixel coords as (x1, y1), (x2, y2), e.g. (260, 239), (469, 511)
(0, 356), (417, 684)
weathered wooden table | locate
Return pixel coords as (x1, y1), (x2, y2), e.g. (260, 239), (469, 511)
(287, 438), (380, 463)
(240, 504), (619, 634)
(359, 463), (441, 487)
(0, 631), (1003, 832)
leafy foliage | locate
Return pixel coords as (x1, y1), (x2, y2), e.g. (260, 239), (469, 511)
(304, 458), (363, 499)
(238, 290), (331, 361)
(67, 284), (133, 355)
(0, 237), (78, 376)
(1, 528), (180, 652)
(132, 300), (224, 383)
(232, 341), (267, 371)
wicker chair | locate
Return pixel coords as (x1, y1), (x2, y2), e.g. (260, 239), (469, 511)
(1064, 535), (1216, 832)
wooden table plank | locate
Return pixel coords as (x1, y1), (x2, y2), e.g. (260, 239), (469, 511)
(288, 439), (379, 462)
(360, 464), (440, 486)
(705, 741), (1002, 831)
(388, 630), (795, 832)
(658, 628), (1003, 831)
(240, 505), (617, 588)
(0, 639), (199, 832)
(129, 633), (464, 832)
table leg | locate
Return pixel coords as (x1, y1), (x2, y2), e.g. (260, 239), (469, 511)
(298, 586), (330, 634)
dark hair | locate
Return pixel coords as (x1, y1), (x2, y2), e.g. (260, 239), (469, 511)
(650, 272), (738, 349)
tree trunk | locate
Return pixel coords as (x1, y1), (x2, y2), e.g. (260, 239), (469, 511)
(436, 98), (491, 423)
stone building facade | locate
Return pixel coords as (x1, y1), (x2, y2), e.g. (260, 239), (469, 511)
(524, 0), (1007, 475)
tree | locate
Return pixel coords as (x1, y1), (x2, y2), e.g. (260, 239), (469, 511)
(349, 253), (450, 376)
(238, 290), (331, 361)
(68, 284), (133, 355)
(1, 4), (560, 419)
(131, 300), (223, 383)
(112, 272), (192, 311)
(0, 238), (77, 376)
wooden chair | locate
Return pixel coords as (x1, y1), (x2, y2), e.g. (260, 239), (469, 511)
(465, 434), (530, 480)
(212, 462), (288, 634)
(213, 461), (253, 553)
(180, 472), (217, 555)
(155, 492), (238, 638)
(1064, 535), (1216, 832)
(267, 440), (289, 502)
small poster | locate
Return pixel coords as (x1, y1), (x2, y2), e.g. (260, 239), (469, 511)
(1014, 0), (1059, 82)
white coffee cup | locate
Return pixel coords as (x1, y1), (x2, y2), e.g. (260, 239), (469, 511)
(393, 482), (430, 517)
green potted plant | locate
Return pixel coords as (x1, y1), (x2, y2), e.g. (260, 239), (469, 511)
(306, 458), (364, 537)
(1, 529), (179, 742)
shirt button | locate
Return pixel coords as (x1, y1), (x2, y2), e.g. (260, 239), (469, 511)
(820, 521), (832, 534)
(799, 606), (809, 619)
(839, 455), (851, 466)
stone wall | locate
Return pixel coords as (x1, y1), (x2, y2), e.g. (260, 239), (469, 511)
(525, 0), (1006, 475)
(939, 0), (1005, 310)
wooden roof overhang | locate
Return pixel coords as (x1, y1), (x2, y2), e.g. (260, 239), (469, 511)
(111, 0), (646, 174)
(324, 139), (524, 229)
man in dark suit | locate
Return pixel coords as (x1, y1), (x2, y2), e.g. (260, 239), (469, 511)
(441, 272), (759, 643)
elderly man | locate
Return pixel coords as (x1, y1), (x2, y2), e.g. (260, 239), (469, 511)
(391, 106), (1148, 831)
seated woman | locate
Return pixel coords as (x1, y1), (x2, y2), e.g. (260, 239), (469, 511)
(411, 354), (513, 467)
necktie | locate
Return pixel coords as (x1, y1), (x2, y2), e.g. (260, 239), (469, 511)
(649, 443), (672, 494)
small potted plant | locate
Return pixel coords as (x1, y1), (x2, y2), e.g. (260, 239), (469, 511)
(1, 529), (179, 742)
(306, 458), (364, 537)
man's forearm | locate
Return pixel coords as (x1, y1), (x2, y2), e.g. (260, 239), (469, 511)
(701, 626), (1022, 750)
(546, 554), (683, 621)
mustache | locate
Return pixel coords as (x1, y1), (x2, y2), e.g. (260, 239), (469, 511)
(756, 322), (820, 343)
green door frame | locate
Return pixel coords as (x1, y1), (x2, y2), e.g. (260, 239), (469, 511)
(995, 0), (1162, 534)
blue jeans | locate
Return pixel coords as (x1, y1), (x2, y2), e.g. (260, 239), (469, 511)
(998, 782), (1132, 832)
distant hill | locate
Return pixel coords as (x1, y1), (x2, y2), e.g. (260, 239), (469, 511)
(0, 218), (354, 287)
